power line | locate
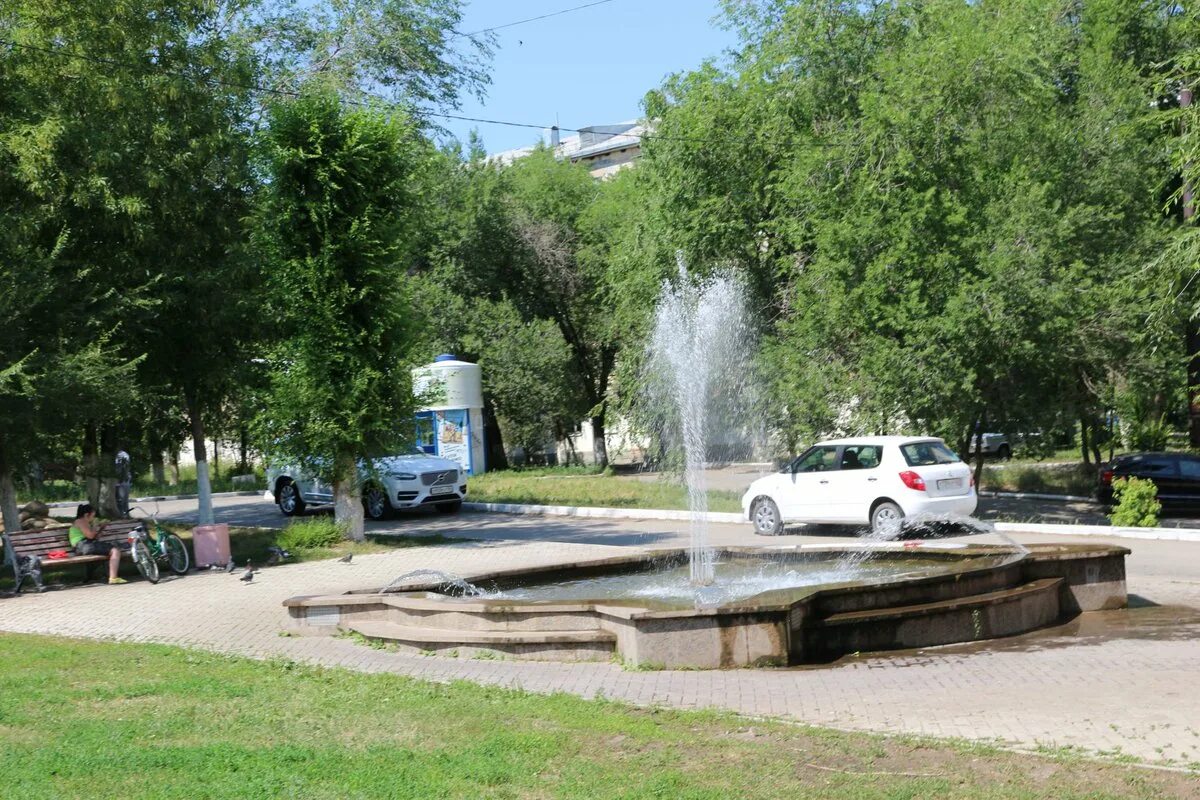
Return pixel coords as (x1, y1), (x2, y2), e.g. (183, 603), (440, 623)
(0, 37), (825, 150)
(448, 0), (617, 40)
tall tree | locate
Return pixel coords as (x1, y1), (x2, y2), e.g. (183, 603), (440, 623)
(257, 91), (426, 540)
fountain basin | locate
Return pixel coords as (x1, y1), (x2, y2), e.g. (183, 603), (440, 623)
(282, 542), (1128, 669)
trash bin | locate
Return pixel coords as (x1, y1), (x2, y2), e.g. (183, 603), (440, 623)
(192, 523), (231, 568)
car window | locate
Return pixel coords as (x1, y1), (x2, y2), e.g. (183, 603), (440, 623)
(793, 446), (840, 473)
(900, 441), (960, 467)
(840, 445), (882, 470)
(1180, 458), (1200, 480)
(1125, 455), (1180, 477)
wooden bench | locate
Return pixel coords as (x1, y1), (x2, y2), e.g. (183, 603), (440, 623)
(2, 519), (143, 592)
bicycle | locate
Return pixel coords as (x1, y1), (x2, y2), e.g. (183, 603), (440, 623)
(127, 505), (190, 584)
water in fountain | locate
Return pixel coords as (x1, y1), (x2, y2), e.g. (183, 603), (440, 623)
(381, 569), (485, 596)
(647, 253), (755, 586)
(831, 511), (1031, 578)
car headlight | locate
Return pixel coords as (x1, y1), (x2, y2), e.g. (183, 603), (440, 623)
(388, 472), (418, 481)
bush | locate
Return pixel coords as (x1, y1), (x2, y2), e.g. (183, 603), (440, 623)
(1108, 477), (1161, 528)
(1124, 417), (1172, 452)
(276, 518), (347, 551)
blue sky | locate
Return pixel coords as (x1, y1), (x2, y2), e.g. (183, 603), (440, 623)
(440, 0), (737, 153)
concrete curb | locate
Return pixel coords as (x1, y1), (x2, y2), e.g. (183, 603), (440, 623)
(979, 490), (1097, 503)
(46, 491), (262, 509)
(991, 521), (1200, 543)
(465, 501), (1200, 542)
(462, 501), (746, 524)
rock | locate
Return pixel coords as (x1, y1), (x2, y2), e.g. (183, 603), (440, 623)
(231, 474), (258, 490)
(22, 518), (47, 530)
(20, 501), (50, 517)
(18, 510), (32, 523)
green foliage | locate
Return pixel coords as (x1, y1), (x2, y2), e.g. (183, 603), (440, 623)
(1109, 477), (1162, 527)
(1123, 416), (1173, 452)
(256, 91), (427, 538)
(620, 0), (1179, 455)
(276, 518), (348, 551)
(980, 464), (1099, 498)
(468, 468), (743, 513)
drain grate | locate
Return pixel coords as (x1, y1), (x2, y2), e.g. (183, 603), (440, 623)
(306, 606), (340, 626)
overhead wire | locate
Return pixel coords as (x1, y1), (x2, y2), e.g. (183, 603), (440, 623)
(0, 37), (831, 150)
(448, 0), (618, 40)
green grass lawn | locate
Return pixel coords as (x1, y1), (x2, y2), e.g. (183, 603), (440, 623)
(0, 634), (1193, 799)
(17, 463), (265, 505)
(979, 463), (1099, 497)
(469, 467), (744, 513)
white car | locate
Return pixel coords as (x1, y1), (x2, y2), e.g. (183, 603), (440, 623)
(267, 451), (466, 520)
(741, 436), (977, 535)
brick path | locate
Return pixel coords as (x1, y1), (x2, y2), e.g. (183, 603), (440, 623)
(2, 535), (1199, 767)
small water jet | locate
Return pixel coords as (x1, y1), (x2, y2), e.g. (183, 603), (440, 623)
(648, 254), (754, 586)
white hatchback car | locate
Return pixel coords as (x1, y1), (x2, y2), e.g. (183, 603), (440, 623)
(741, 436), (977, 535)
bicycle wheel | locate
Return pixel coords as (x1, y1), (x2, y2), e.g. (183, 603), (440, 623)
(163, 533), (190, 575)
(132, 540), (159, 584)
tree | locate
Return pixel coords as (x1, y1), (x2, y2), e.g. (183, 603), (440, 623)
(628, 0), (1176, 468)
(1, 0), (264, 522)
(500, 149), (625, 465)
(257, 91), (426, 540)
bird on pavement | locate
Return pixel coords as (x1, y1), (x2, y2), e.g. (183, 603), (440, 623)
(240, 561), (254, 582)
(225, 558), (236, 573)
(337, 552), (353, 564)
(266, 546), (291, 567)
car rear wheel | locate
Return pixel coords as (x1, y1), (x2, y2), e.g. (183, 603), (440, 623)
(997, 443), (1012, 460)
(751, 498), (783, 536)
(363, 485), (390, 521)
(870, 501), (905, 537)
(278, 481), (305, 517)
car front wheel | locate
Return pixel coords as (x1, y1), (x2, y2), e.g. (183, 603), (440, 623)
(751, 498), (783, 536)
(278, 481), (305, 517)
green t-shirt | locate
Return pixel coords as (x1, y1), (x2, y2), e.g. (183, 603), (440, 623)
(69, 525), (86, 547)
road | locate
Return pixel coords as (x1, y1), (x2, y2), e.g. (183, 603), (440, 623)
(132, 493), (1200, 608)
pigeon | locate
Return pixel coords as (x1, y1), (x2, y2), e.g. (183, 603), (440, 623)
(225, 558), (236, 573)
(337, 552), (353, 564)
(239, 561), (255, 582)
(266, 546), (291, 567)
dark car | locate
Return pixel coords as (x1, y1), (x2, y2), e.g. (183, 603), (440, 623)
(1098, 452), (1200, 507)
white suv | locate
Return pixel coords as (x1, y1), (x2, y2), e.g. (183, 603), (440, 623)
(742, 436), (977, 535)
(267, 451), (466, 520)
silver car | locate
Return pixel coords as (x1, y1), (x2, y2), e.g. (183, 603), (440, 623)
(267, 451), (467, 520)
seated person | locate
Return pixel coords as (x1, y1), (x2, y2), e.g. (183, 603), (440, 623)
(841, 450), (862, 470)
(70, 504), (126, 585)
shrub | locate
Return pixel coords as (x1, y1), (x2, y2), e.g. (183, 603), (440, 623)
(276, 518), (347, 551)
(1108, 477), (1161, 528)
(1124, 416), (1171, 452)
(1012, 467), (1048, 493)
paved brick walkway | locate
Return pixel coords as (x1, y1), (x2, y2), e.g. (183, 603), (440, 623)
(2, 536), (1199, 768)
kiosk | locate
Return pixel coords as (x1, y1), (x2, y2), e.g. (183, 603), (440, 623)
(412, 354), (486, 475)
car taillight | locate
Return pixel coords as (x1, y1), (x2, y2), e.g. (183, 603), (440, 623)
(1100, 469), (1114, 485)
(969, 473), (975, 488)
(899, 471), (927, 491)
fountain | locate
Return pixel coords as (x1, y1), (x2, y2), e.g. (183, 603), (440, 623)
(647, 254), (754, 586)
(281, 259), (1130, 668)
